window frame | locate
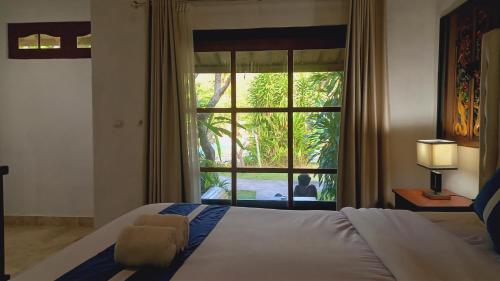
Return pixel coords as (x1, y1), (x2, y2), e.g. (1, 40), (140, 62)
(194, 26), (346, 210)
(8, 22), (91, 59)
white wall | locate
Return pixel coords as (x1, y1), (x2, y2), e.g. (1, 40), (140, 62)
(386, 0), (440, 191)
(0, 0), (94, 216)
(443, 146), (479, 198)
(190, 0), (348, 30)
(91, 0), (149, 226)
(386, 0), (479, 200)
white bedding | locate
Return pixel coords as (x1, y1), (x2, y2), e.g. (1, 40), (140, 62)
(12, 204), (500, 281)
(343, 208), (499, 281)
(419, 211), (500, 262)
(173, 206), (394, 281)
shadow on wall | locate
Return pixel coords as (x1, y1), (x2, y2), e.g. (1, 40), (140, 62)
(442, 146), (479, 199)
(388, 123), (435, 190)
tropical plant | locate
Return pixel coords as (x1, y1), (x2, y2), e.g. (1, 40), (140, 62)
(306, 112), (340, 200)
(195, 73), (231, 163)
(200, 171), (230, 195)
(248, 73), (288, 107)
(294, 72), (343, 107)
(197, 114), (232, 162)
(303, 72), (344, 201)
(244, 73), (289, 167)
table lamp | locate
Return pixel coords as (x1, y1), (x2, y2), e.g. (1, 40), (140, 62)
(416, 139), (458, 199)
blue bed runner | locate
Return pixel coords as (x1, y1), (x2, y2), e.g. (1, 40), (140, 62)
(55, 203), (211, 281)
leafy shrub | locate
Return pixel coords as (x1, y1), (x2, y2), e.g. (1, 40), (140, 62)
(243, 73), (289, 167)
(200, 171), (230, 195)
(302, 72), (343, 201)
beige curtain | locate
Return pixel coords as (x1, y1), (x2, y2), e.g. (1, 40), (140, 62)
(479, 28), (500, 187)
(337, 0), (390, 209)
(147, 0), (200, 203)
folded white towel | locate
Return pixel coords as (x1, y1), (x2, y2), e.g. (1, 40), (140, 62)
(134, 214), (189, 251)
(114, 225), (177, 268)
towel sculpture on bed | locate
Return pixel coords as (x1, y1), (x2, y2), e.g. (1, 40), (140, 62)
(134, 214), (189, 251)
(114, 214), (190, 268)
(114, 225), (178, 268)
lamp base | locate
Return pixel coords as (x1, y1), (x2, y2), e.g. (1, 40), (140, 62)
(423, 190), (451, 200)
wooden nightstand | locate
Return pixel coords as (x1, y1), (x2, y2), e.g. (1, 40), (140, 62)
(392, 188), (473, 212)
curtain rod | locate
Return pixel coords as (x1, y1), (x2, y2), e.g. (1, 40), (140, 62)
(132, 0), (280, 9)
(131, 0), (334, 9)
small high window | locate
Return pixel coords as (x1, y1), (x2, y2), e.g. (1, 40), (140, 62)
(77, 34), (91, 49)
(40, 34), (61, 49)
(18, 34), (61, 50)
(8, 22), (91, 59)
(18, 34), (39, 49)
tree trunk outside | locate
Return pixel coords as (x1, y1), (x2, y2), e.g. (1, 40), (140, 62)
(196, 73), (231, 162)
(198, 114), (215, 161)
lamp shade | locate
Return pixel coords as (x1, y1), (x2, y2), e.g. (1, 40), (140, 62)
(416, 139), (458, 170)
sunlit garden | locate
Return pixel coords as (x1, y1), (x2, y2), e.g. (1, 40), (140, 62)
(196, 50), (343, 202)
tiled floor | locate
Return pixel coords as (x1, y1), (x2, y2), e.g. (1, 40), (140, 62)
(5, 225), (94, 277)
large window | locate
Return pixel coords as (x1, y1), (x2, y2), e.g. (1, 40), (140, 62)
(194, 26), (346, 210)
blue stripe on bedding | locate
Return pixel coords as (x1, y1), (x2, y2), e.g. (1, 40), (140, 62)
(125, 205), (230, 281)
(55, 203), (200, 281)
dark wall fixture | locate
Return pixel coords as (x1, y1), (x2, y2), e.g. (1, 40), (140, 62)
(8, 22), (91, 59)
(0, 166), (8, 281)
(193, 25), (347, 52)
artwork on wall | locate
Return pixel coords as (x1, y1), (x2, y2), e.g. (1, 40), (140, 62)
(437, 0), (500, 148)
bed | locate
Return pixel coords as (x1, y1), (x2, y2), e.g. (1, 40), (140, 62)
(11, 203), (500, 281)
